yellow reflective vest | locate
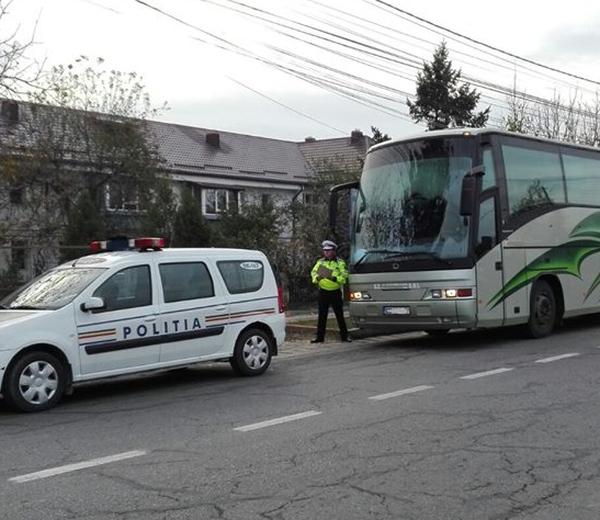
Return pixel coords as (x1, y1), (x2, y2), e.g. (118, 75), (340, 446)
(311, 257), (349, 291)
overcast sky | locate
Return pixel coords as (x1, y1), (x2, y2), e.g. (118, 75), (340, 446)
(8, 0), (600, 141)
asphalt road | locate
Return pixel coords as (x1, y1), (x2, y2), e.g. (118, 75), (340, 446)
(1, 318), (600, 520)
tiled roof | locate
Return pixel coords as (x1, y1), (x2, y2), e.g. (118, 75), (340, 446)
(298, 131), (372, 173)
(1, 99), (373, 188)
(150, 122), (373, 187)
(150, 121), (312, 185)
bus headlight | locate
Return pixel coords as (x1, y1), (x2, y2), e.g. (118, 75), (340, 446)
(350, 291), (371, 301)
(429, 288), (473, 299)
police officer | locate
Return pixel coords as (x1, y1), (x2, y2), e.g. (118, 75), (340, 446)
(310, 240), (351, 343)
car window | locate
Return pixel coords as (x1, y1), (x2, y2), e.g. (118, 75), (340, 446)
(93, 265), (152, 311)
(159, 262), (215, 303)
(2, 267), (105, 310)
(217, 260), (264, 294)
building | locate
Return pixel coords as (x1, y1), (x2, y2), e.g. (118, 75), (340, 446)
(0, 99), (373, 285)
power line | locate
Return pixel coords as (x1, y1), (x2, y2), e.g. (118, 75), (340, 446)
(126, 0), (600, 134)
(370, 0), (600, 87)
(224, 75), (348, 134)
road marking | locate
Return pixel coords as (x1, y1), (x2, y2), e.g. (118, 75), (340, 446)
(10, 450), (146, 484)
(234, 410), (322, 432)
(369, 385), (434, 401)
(535, 353), (580, 363)
(460, 367), (513, 380)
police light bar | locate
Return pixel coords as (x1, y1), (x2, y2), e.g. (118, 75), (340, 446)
(90, 237), (165, 252)
(89, 240), (106, 253)
(134, 237), (165, 250)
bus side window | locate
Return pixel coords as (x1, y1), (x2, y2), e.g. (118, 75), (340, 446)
(476, 196), (497, 257)
(481, 148), (496, 191)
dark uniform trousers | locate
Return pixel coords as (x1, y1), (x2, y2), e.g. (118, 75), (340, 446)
(315, 287), (349, 341)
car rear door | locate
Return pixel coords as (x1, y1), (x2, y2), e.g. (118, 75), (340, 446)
(156, 259), (231, 363)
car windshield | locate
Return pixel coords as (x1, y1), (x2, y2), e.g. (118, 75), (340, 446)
(1, 267), (106, 310)
(352, 136), (476, 265)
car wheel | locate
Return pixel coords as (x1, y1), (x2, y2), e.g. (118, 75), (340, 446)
(3, 351), (67, 412)
(527, 280), (556, 339)
(230, 328), (272, 376)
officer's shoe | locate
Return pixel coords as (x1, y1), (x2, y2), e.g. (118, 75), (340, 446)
(310, 338), (324, 343)
(341, 336), (352, 343)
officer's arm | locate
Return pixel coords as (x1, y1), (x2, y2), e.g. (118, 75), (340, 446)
(311, 261), (321, 284)
(337, 260), (349, 284)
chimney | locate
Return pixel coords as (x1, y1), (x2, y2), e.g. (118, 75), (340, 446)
(304, 136), (316, 143)
(206, 132), (220, 148)
(1, 100), (19, 124)
(350, 129), (363, 144)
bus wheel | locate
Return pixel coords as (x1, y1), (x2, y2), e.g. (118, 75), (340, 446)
(527, 280), (556, 339)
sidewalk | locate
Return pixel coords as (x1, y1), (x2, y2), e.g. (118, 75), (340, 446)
(279, 307), (368, 359)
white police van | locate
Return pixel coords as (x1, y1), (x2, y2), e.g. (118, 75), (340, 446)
(0, 238), (286, 412)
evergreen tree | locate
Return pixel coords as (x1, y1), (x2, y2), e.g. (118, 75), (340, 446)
(371, 126), (391, 143)
(171, 187), (212, 247)
(407, 41), (490, 130)
(141, 177), (177, 246)
(61, 191), (106, 261)
(213, 200), (283, 252)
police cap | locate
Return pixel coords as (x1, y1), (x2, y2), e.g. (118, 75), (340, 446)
(321, 240), (337, 250)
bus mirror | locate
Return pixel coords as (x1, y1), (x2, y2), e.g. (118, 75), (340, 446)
(329, 181), (359, 237)
(460, 176), (477, 216)
(460, 166), (484, 216)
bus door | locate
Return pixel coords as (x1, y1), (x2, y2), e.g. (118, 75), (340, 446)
(474, 193), (505, 327)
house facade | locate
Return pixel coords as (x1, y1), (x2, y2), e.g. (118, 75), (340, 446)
(0, 99), (372, 286)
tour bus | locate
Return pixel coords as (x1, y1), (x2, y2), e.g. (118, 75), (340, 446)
(329, 127), (600, 339)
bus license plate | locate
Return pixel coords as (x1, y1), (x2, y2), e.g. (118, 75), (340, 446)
(383, 306), (410, 316)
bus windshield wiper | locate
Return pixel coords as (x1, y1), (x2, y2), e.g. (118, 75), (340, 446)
(354, 249), (398, 267)
(383, 252), (453, 266)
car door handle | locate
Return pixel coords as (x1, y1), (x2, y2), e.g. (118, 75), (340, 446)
(215, 305), (227, 311)
(143, 315), (158, 322)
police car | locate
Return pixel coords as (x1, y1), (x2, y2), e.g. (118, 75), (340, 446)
(0, 238), (286, 412)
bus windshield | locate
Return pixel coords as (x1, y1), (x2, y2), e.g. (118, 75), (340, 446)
(353, 136), (477, 266)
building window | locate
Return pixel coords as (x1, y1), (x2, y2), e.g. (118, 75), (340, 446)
(106, 182), (139, 211)
(303, 192), (318, 205)
(261, 193), (272, 207)
(9, 186), (23, 205)
(11, 240), (26, 270)
(202, 188), (244, 215)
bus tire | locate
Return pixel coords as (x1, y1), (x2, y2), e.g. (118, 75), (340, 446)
(3, 351), (67, 412)
(527, 280), (556, 339)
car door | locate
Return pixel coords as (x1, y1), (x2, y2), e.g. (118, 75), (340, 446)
(157, 260), (231, 363)
(76, 263), (161, 375)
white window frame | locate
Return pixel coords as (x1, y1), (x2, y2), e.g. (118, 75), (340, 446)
(202, 188), (243, 215)
(105, 183), (139, 212)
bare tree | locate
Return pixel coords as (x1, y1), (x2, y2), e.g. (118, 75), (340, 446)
(0, 57), (167, 274)
(0, 0), (42, 96)
(503, 81), (600, 147)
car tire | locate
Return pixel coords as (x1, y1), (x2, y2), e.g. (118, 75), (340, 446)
(3, 351), (67, 412)
(230, 328), (273, 376)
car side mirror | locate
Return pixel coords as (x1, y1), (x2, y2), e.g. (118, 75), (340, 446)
(80, 297), (105, 312)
